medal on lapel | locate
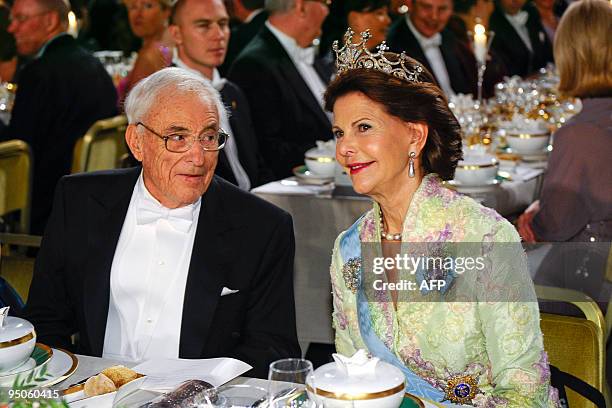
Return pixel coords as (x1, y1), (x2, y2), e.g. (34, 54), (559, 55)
(443, 374), (480, 405)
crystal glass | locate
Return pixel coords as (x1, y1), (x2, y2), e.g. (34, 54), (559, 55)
(268, 359), (317, 408)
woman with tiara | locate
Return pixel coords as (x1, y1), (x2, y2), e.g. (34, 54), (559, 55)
(326, 29), (559, 407)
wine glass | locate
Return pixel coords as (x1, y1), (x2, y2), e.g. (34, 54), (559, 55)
(268, 359), (317, 408)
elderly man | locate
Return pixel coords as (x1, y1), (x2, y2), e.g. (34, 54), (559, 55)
(169, 0), (271, 189)
(489, 0), (553, 77)
(228, 0), (333, 179)
(1, 0), (117, 234)
(386, 0), (472, 96)
(23, 68), (300, 378)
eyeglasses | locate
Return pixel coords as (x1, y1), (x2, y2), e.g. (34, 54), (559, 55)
(136, 122), (228, 153)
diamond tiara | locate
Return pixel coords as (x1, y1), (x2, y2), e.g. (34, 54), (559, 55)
(332, 29), (423, 83)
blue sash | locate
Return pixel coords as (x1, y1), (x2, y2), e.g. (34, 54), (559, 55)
(339, 218), (454, 404)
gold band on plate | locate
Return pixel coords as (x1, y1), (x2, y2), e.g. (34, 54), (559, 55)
(405, 393), (426, 408)
(507, 133), (549, 139)
(306, 382), (405, 400)
(45, 348), (79, 387)
(0, 330), (35, 349)
(305, 156), (335, 163)
(457, 163), (498, 170)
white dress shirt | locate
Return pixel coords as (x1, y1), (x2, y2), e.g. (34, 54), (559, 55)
(265, 21), (332, 122)
(103, 172), (201, 363)
(173, 56), (251, 191)
(504, 11), (533, 53)
(405, 16), (455, 97)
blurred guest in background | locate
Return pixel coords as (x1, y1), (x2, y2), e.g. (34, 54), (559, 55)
(0, 3), (18, 82)
(1, 0), (116, 234)
(320, 0), (392, 56)
(170, 0), (271, 188)
(386, 0), (474, 96)
(447, 0), (507, 98)
(228, 0), (334, 179)
(518, 0), (611, 305)
(533, 0), (557, 43)
(221, 0), (267, 73)
(118, 0), (173, 103)
(326, 30), (559, 406)
(518, 0), (611, 244)
(489, 0), (553, 77)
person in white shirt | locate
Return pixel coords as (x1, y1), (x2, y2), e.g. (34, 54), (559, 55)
(489, 0), (553, 77)
(228, 0), (334, 179)
(23, 67), (301, 378)
(169, 0), (272, 189)
(386, 0), (474, 97)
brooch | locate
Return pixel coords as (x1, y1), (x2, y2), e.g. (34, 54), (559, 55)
(342, 257), (361, 294)
(443, 374), (481, 405)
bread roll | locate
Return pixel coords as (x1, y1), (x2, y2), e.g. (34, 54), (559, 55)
(84, 373), (117, 397)
(101, 365), (139, 388)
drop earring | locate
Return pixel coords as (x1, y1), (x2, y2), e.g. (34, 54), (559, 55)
(409, 152), (416, 178)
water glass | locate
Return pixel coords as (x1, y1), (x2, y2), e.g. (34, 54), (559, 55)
(268, 358), (316, 408)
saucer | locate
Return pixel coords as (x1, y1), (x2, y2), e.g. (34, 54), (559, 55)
(292, 165), (334, 185)
(0, 344), (78, 387)
(0, 343), (53, 386)
(446, 179), (501, 194)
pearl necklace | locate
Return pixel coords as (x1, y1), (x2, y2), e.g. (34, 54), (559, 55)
(379, 208), (402, 241)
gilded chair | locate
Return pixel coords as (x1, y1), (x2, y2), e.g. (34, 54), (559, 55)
(536, 285), (607, 408)
(0, 140), (32, 234)
(0, 233), (40, 303)
(71, 115), (128, 173)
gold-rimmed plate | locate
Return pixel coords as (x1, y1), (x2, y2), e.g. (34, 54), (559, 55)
(41, 348), (79, 387)
(0, 343), (53, 386)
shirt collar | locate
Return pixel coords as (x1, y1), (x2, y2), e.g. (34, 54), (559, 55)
(504, 10), (529, 27)
(137, 170), (201, 216)
(245, 8), (264, 23)
(35, 32), (70, 59)
(173, 54), (226, 91)
(405, 15), (442, 49)
(265, 21), (315, 64)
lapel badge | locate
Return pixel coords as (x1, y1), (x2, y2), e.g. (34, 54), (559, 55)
(443, 374), (481, 405)
(342, 257), (361, 294)
(231, 100), (237, 110)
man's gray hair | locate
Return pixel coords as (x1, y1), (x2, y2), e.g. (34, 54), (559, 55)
(265, 0), (295, 14)
(124, 67), (227, 129)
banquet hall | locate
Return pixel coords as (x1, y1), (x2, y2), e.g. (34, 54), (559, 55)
(0, 0), (610, 406)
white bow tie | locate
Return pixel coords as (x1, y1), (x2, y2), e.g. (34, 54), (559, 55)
(295, 46), (316, 65)
(507, 10), (529, 27)
(136, 197), (195, 233)
(420, 33), (442, 49)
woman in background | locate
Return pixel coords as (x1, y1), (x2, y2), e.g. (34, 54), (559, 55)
(118, 0), (173, 103)
(518, 0), (611, 302)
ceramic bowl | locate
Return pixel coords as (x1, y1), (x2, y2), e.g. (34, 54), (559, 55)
(305, 156), (336, 178)
(306, 360), (405, 408)
(0, 316), (36, 372)
(506, 132), (550, 154)
(454, 155), (499, 186)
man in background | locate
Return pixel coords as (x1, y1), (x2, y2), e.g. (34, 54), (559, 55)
(386, 0), (473, 96)
(222, 0), (267, 72)
(228, 0), (334, 179)
(1, 0), (116, 234)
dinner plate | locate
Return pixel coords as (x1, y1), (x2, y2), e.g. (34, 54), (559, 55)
(42, 348), (79, 387)
(292, 165), (334, 185)
(0, 343), (53, 386)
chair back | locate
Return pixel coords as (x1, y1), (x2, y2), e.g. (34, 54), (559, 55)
(72, 115), (128, 173)
(0, 140), (32, 233)
(537, 285), (606, 408)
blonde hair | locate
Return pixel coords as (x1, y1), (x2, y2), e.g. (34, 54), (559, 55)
(554, 0), (612, 98)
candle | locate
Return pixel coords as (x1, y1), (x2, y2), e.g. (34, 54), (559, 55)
(473, 23), (487, 65)
(68, 11), (78, 38)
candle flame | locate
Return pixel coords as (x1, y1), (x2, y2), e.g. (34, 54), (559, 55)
(68, 11), (78, 37)
(474, 24), (486, 36)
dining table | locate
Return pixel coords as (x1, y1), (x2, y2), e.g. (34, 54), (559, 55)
(53, 354), (446, 408)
